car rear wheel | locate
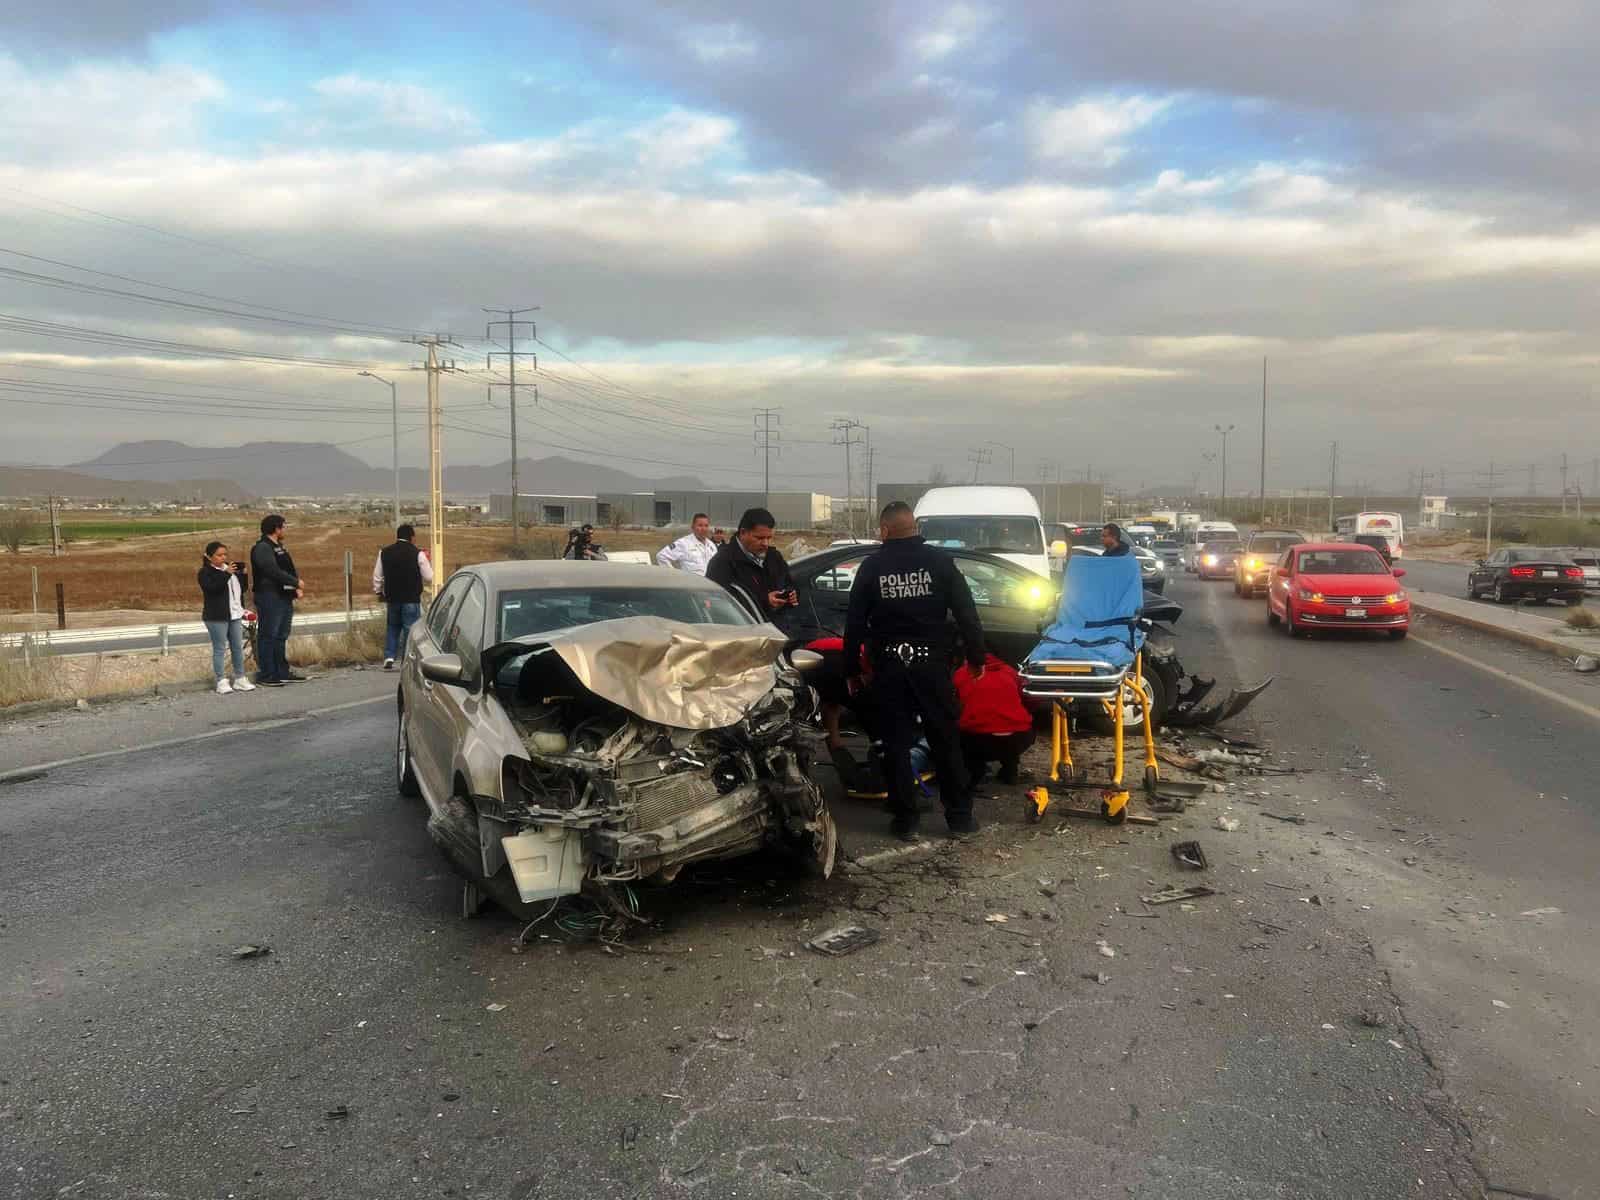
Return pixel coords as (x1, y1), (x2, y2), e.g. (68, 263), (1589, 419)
(1493, 580), (1509, 603)
(397, 702), (421, 798)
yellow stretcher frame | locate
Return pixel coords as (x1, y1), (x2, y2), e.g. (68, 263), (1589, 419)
(1027, 649), (1158, 825)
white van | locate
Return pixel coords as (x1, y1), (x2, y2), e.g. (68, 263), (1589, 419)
(913, 486), (1052, 578)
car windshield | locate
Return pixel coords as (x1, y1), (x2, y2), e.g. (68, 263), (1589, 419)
(496, 586), (754, 641)
(1298, 550), (1389, 575)
(1249, 536), (1301, 554)
(1201, 543), (1237, 554)
(917, 516), (1043, 555)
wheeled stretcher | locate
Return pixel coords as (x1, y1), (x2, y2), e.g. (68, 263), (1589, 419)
(1018, 553), (1157, 824)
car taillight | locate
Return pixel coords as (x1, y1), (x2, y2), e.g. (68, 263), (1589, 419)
(1566, 567), (1585, 578)
(1509, 566), (1536, 578)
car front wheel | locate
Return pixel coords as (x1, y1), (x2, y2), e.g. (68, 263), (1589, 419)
(397, 702), (421, 797)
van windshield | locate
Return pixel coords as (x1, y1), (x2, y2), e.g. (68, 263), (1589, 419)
(917, 516), (1043, 555)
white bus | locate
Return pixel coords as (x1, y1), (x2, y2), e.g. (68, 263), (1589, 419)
(1334, 511), (1405, 559)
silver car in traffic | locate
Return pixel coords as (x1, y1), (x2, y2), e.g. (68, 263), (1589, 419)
(396, 561), (837, 918)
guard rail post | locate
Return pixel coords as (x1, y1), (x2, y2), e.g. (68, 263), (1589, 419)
(159, 625), (170, 656)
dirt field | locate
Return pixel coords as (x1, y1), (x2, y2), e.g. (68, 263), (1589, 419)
(0, 521), (819, 623)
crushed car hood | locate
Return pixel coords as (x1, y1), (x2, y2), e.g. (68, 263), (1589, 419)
(485, 615), (791, 731)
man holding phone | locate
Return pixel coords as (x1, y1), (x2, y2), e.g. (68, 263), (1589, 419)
(706, 506), (798, 625)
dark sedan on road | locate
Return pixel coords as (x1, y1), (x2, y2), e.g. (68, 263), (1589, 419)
(1195, 540), (1242, 581)
(1468, 547), (1586, 605)
(788, 544), (1055, 665)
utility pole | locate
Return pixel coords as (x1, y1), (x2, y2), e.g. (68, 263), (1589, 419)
(831, 419), (866, 537)
(411, 335), (459, 596)
(1417, 469), (1428, 528)
(484, 306), (538, 546)
(1561, 452), (1569, 515)
(753, 408), (781, 510)
(1214, 424), (1235, 517)
(1486, 461), (1496, 556)
(985, 441), (1015, 483)
(357, 371), (401, 526)
(967, 445), (992, 484)
(48, 494), (61, 556)
(1328, 441), (1338, 533)
(1258, 356), (1267, 520)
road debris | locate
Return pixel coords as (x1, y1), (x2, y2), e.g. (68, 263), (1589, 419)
(1170, 841), (1208, 870)
(1360, 1009), (1388, 1028)
(325, 1106), (350, 1120)
(1143, 885), (1217, 906)
(805, 925), (880, 957)
(230, 944), (271, 960)
(1491, 999), (1511, 1009)
(1085, 971), (1111, 985)
(1573, 655), (1598, 673)
(929, 1131), (952, 1147)
(485, 1003), (507, 1013)
(1518, 907), (1561, 917)
(1215, 815), (1240, 832)
(984, 913), (1010, 924)
(1195, 748), (1264, 767)
(1095, 939), (1117, 958)
(712, 1030), (740, 1042)
(1261, 811), (1308, 824)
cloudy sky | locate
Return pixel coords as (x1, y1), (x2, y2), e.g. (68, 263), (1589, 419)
(2, 1), (1597, 497)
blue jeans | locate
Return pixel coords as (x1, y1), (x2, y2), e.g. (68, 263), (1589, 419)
(205, 618), (246, 681)
(385, 601), (423, 660)
(254, 591), (294, 682)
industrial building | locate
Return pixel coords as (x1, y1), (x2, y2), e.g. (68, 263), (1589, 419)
(489, 490), (832, 529)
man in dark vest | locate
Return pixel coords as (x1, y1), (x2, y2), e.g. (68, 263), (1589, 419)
(372, 523), (434, 669)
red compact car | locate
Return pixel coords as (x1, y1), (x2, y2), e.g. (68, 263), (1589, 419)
(1266, 543), (1410, 639)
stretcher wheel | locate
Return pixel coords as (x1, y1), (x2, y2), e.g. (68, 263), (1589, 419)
(1025, 786), (1050, 823)
(1101, 798), (1128, 825)
(1143, 765), (1159, 794)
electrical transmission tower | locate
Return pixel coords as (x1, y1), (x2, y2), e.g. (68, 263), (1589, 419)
(754, 408), (781, 509)
(484, 306), (538, 545)
(967, 445), (992, 483)
(831, 419), (867, 537)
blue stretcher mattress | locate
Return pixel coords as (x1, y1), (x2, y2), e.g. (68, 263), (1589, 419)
(1026, 553), (1145, 671)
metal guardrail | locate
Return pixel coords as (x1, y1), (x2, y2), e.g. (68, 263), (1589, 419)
(0, 609), (381, 654)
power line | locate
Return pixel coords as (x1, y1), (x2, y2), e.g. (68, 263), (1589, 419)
(0, 313), (384, 370)
(754, 407), (780, 508)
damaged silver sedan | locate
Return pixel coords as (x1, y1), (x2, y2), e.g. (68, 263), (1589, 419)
(395, 562), (836, 918)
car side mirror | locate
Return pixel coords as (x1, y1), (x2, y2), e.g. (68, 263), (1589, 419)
(420, 652), (466, 686)
(1391, 567), (1406, 578)
(787, 648), (824, 673)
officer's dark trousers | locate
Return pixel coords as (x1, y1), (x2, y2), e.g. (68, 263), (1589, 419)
(871, 655), (969, 824)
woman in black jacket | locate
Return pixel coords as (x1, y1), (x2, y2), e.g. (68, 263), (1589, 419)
(199, 541), (254, 695)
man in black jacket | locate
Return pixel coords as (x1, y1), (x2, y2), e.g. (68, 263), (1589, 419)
(250, 513), (304, 686)
(844, 501), (986, 840)
(372, 523), (434, 669)
(706, 507), (798, 625)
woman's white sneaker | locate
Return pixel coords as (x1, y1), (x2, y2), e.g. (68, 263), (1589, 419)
(232, 677), (256, 692)
(215, 679), (234, 695)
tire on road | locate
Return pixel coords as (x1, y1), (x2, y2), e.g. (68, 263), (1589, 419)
(397, 698), (421, 798)
(1493, 580), (1509, 604)
(1088, 660), (1169, 736)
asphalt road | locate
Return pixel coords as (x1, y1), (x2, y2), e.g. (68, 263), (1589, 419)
(4, 574), (1598, 1198)
(1175, 569), (1600, 1197)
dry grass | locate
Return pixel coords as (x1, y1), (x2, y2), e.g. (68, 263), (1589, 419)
(1566, 607), (1598, 630)
(0, 520), (699, 618)
(0, 616), (388, 709)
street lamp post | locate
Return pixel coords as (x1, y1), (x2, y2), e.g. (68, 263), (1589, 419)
(1214, 424), (1236, 518)
(359, 371), (400, 527)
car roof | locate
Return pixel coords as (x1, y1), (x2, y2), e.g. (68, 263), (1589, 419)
(1249, 529), (1303, 539)
(466, 560), (721, 592)
(792, 544), (1028, 572)
(1294, 542), (1386, 554)
(912, 485), (1042, 519)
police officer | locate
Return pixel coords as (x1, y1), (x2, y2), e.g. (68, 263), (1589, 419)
(844, 500), (986, 840)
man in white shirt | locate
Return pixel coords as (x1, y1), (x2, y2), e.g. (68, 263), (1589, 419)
(656, 513), (717, 576)
(372, 523), (436, 669)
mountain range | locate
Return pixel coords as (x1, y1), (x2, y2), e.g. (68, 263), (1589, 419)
(0, 465), (253, 503)
(61, 442), (707, 498)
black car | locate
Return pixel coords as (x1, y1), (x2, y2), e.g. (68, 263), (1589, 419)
(1468, 547), (1586, 605)
(1195, 540), (1242, 581)
(1351, 533), (1393, 565)
(788, 545), (1056, 666)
